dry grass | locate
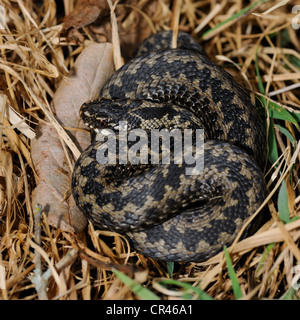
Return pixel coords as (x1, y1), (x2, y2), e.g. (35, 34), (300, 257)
(0, 0), (300, 300)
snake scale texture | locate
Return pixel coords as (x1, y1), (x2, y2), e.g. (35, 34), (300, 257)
(72, 31), (266, 262)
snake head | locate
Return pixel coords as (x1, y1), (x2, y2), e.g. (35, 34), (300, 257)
(80, 98), (128, 130)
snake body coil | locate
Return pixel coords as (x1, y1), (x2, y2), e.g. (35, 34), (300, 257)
(72, 31), (266, 262)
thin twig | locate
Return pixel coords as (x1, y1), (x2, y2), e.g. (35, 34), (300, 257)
(30, 204), (48, 300)
(171, 0), (182, 48)
(107, 0), (123, 70)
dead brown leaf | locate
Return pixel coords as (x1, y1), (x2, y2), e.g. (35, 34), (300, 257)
(31, 43), (114, 233)
(62, 0), (110, 42)
(62, 1), (156, 59)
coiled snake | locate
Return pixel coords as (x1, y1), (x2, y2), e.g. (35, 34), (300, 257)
(72, 31), (266, 262)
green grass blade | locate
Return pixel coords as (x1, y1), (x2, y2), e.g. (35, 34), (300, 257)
(167, 262), (174, 278)
(201, 0), (267, 39)
(255, 49), (299, 130)
(255, 50), (265, 96)
(223, 246), (243, 299)
(278, 180), (290, 224)
(291, 111), (300, 122)
(268, 123), (279, 164)
(288, 54), (300, 68)
(274, 125), (297, 148)
(255, 51), (279, 164)
(268, 102), (299, 128)
(113, 269), (160, 300)
(280, 287), (299, 300)
(256, 243), (276, 274)
(157, 279), (214, 300)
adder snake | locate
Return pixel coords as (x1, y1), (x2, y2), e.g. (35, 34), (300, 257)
(71, 31), (266, 262)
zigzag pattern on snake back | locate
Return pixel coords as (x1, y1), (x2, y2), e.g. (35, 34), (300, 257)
(71, 31), (266, 262)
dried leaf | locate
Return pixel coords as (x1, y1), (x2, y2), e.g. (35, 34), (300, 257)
(54, 42), (114, 150)
(31, 43), (114, 233)
(62, 0), (109, 41)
